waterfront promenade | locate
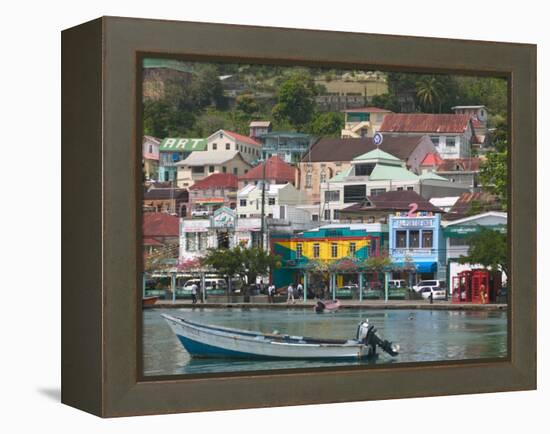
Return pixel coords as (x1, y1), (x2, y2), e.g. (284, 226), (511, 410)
(150, 297), (507, 311)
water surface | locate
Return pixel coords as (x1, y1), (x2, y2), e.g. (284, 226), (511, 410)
(143, 308), (507, 376)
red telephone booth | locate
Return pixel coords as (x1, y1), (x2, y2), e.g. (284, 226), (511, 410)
(452, 270), (472, 303)
(453, 269), (502, 304)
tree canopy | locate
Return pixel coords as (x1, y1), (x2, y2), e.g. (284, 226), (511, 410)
(458, 228), (508, 277)
(479, 150), (508, 209)
(272, 73), (318, 130)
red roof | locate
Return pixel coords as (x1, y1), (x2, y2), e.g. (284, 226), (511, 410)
(420, 152), (444, 166)
(342, 107), (392, 113)
(142, 213), (179, 237)
(239, 155), (296, 182)
(380, 114), (471, 134)
(189, 173), (238, 190)
(225, 130), (261, 146)
(436, 158), (481, 172)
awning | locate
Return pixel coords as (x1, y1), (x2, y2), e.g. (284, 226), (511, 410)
(392, 261), (437, 273)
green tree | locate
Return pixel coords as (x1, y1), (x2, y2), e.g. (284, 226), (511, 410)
(479, 151), (507, 209)
(190, 64), (225, 109)
(240, 247), (281, 286)
(458, 228), (508, 277)
(201, 247), (242, 292)
(308, 112), (344, 137)
(416, 75), (444, 112)
(272, 72), (317, 130)
(235, 93), (259, 115)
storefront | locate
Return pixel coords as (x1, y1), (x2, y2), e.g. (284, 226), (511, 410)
(388, 212), (445, 282)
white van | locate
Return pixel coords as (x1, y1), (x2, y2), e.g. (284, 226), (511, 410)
(413, 280), (441, 293)
(182, 278), (227, 291)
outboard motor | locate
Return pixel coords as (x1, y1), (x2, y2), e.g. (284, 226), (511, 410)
(356, 319), (400, 357)
(315, 301), (326, 313)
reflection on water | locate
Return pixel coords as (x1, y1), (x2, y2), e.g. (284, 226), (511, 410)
(142, 308), (507, 376)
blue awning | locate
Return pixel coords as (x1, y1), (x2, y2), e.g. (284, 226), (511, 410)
(393, 262), (437, 273)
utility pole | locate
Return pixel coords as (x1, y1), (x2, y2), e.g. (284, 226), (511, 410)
(260, 159), (267, 251)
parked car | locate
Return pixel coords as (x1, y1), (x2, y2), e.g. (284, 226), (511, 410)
(419, 286), (447, 300)
(413, 280), (441, 292)
(191, 209), (209, 218)
(389, 279), (407, 288)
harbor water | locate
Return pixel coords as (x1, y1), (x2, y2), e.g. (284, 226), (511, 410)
(143, 308), (507, 376)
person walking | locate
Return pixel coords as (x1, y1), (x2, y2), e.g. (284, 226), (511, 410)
(287, 283), (295, 304)
(267, 283), (275, 303)
(296, 282), (304, 301)
(191, 282), (198, 304)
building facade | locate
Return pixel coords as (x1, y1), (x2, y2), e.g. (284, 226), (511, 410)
(176, 151), (251, 188)
(388, 212), (446, 281)
(206, 129), (262, 165)
(341, 107), (392, 138)
(270, 223), (388, 289)
(158, 138), (207, 182)
(142, 136), (160, 181)
(188, 173), (239, 216)
(379, 114), (474, 159)
(237, 183), (303, 219)
(257, 131), (313, 163)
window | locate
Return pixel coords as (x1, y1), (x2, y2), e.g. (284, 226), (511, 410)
(240, 199), (246, 207)
(226, 143), (231, 150)
(324, 209), (331, 220)
(191, 166), (205, 174)
(305, 174), (313, 189)
(333, 209), (341, 220)
(213, 143), (217, 150)
(148, 144), (153, 153)
(239, 214), (247, 218)
(430, 136), (440, 146)
(222, 166), (227, 173)
(185, 232), (197, 251)
(370, 188), (386, 196)
(198, 232), (208, 250)
(355, 163), (376, 176)
(343, 184), (366, 203)
(396, 187), (404, 191)
(396, 230), (407, 248)
(349, 242), (356, 256)
(312, 214), (319, 222)
(422, 230), (433, 248)
(233, 167), (238, 175)
(313, 243), (320, 258)
(331, 242), (338, 258)
(296, 243), (303, 259)
(209, 165), (215, 173)
(409, 230), (420, 248)
(320, 172), (327, 183)
(279, 205), (286, 220)
(407, 186), (414, 191)
(445, 136), (456, 147)
(268, 197), (276, 205)
(324, 190), (340, 202)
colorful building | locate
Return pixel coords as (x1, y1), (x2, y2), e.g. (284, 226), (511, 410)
(257, 131), (313, 164)
(388, 212), (445, 282)
(158, 138), (207, 182)
(270, 223), (387, 289)
(341, 107), (392, 138)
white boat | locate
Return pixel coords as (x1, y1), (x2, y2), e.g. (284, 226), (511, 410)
(162, 314), (399, 360)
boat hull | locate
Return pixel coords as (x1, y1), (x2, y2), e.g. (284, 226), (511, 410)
(162, 314), (373, 360)
(142, 296), (159, 308)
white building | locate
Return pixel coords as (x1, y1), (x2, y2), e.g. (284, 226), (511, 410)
(442, 212), (508, 289)
(319, 148), (470, 222)
(237, 183), (303, 219)
(379, 113), (474, 159)
(206, 129), (262, 164)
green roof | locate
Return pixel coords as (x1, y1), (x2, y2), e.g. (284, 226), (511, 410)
(160, 138), (207, 152)
(419, 172), (449, 181)
(329, 167), (352, 182)
(353, 148), (401, 163)
(143, 58), (193, 74)
(369, 164), (419, 181)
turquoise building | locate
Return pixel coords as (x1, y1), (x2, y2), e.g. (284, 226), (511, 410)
(258, 131), (313, 164)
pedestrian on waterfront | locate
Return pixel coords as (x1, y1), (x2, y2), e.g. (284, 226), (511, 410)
(480, 283), (487, 303)
(191, 282), (198, 304)
(297, 282), (303, 300)
(287, 284), (295, 304)
(268, 283), (275, 303)
(429, 290), (434, 304)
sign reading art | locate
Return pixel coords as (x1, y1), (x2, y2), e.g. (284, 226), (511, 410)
(160, 138), (208, 152)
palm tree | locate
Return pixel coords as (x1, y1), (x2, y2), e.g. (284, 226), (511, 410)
(416, 76), (444, 113)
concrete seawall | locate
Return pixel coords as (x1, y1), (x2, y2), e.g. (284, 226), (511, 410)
(150, 300), (508, 311)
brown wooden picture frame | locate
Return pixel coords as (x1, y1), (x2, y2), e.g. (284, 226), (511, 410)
(61, 16), (536, 417)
